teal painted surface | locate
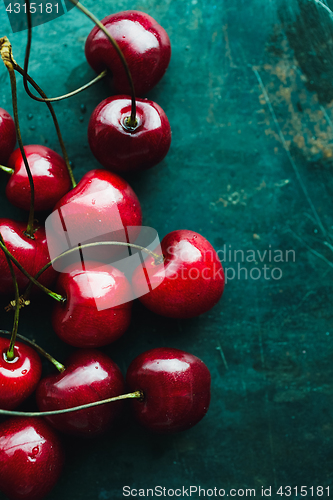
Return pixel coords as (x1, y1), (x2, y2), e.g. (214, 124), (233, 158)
(0, 0), (332, 498)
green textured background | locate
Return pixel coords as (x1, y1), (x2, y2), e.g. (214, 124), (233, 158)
(0, 0), (333, 498)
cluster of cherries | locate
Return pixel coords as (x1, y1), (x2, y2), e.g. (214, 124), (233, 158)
(0, 7), (225, 500)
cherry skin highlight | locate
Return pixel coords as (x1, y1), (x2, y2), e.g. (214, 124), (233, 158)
(132, 230), (225, 318)
(0, 219), (57, 297)
(6, 145), (71, 212)
(52, 261), (132, 348)
(36, 349), (125, 437)
(85, 10), (171, 96)
(88, 96), (171, 174)
(0, 417), (64, 500)
(47, 169), (142, 268)
(0, 107), (16, 164)
(0, 337), (42, 410)
(126, 347), (211, 433)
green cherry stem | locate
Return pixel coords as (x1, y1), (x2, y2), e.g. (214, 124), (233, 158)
(0, 330), (65, 373)
(0, 390), (144, 417)
(0, 234), (20, 361)
(14, 63), (76, 188)
(0, 37), (35, 238)
(68, 0), (137, 128)
(23, 0), (106, 104)
(0, 165), (14, 174)
(21, 240), (164, 302)
(0, 239), (65, 303)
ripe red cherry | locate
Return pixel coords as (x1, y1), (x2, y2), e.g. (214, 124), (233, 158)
(0, 417), (64, 500)
(0, 219), (57, 297)
(126, 347), (211, 433)
(0, 107), (16, 164)
(0, 337), (42, 410)
(36, 349), (125, 437)
(132, 230), (225, 318)
(47, 169), (142, 267)
(88, 96), (171, 174)
(52, 261), (132, 348)
(85, 10), (171, 96)
(6, 145), (71, 212)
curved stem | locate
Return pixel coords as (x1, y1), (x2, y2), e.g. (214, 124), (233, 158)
(23, 67), (107, 102)
(19, 3), (76, 188)
(0, 330), (65, 373)
(0, 239), (65, 303)
(22, 240), (163, 301)
(23, 0), (106, 107)
(0, 165), (14, 174)
(69, 0), (137, 127)
(14, 63), (76, 188)
(0, 235), (20, 361)
(0, 391), (144, 417)
(0, 37), (35, 238)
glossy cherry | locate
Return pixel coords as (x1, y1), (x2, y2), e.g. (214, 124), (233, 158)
(52, 261), (132, 347)
(46, 169), (142, 268)
(6, 145), (71, 212)
(85, 10), (171, 96)
(0, 107), (16, 164)
(0, 337), (42, 410)
(36, 349), (125, 437)
(88, 96), (171, 174)
(0, 417), (64, 500)
(132, 230), (225, 318)
(126, 347), (211, 433)
(0, 219), (57, 297)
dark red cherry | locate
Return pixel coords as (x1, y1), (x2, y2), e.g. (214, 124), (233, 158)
(6, 145), (71, 212)
(132, 230), (225, 318)
(36, 349), (125, 437)
(0, 219), (57, 297)
(46, 169), (142, 267)
(126, 347), (211, 433)
(0, 417), (64, 500)
(52, 261), (132, 348)
(88, 96), (171, 174)
(85, 10), (171, 96)
(0, 338), (42, 410)
(0, 107), (16, 164)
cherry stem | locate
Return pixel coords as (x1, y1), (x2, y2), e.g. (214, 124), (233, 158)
(21, 240), (163, 302)
(14, 64), (76, 188)
(69, 0), (137, 128)
(0, 37), (35, 238)
(0, 165), (14, 174)
(0, 390), (144, 417)
(0, 235), (20, 361)
(0, 330), (65, 373)
(0, 239), (65, 304)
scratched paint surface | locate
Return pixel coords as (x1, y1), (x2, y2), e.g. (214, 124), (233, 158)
(0, 0), (332, 498)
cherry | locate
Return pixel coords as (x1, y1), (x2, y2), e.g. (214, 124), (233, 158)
(52, 261), (132, 348)
(0, 417), (64, 500)
(5, 145), (71, 212)
(132, 230), (225, 318)
(85, 10), (171, 96)
(36, 349), (125, 437)
(126, 347), (211, 433)
(88, 95), (171, 174)
(0, 219), (57, 297)
(0, 337), (42, 410)
(0, 107), (16, 165)
(46, 169), (142, 268)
